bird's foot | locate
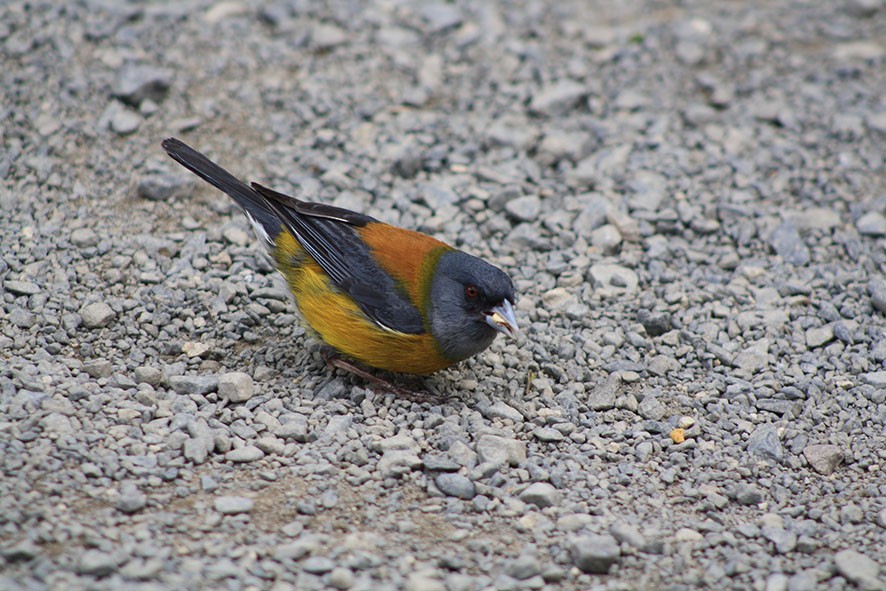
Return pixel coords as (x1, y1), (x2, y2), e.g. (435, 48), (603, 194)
(320, 349), (443, 404)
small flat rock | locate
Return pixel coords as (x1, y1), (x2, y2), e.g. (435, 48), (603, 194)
(80, 302), (115, 328)
(504, 549), (541, 580)
(570, 534), (620, 574)
(529, 80), (587, 116)
(861, 371), (886, 388)
(275, 416), (310, 442)
(475, 435), (526, 467)
(214, 496), (254, 515)
(733, 483), (764, 506)
(805, 325), (835, 348)
(113, 64), (173, 107)
(110, 108), (141, 135)
(435, 473), (476, 500)
(519, 482), (561, 508)
(505, 194), (541, 222)
(77, 549), (118, 576)
(116, 483), (146, 514)
(769, 222), (810, 266)
(328, 567), (355, 590)
(483, 401), (523, 422)
(225, 446), (264, 463)
(856, 211), (886, 236)
(311, 24), (348, 50)
(183, 437), (210, 464)
(137, 172), (190, 201)
(834, 549), (883, 591)
(588, 376), (618, 410)
(3, 280), (40, 296)
(420, 3), (463, 33)
(747, 424), (783, 460)
(589, 263), (639, 295)
(218, 372), (254, 403)
(71, 227), (99, 248)
(532, 427), (565, 442)
(377, 449), (422, 478)
(301, 556), (335, 574)
(168, 375), (218, 396)
(134, 366), (163, 386)
(610, 522), (648, 549)
(638, 394), (665, 420)
(868, 279), (886, 314)
(803, 444), (844, 475)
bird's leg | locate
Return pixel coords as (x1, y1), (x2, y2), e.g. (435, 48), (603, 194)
(320, 349), (442, 403)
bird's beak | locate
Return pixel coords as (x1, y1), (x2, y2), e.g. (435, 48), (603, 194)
(485, 299), (519, 339)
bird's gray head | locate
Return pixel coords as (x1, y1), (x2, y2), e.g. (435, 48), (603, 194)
(428, 250), (518, 363)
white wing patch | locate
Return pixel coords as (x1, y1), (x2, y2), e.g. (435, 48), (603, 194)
(245, 211), (273, 245)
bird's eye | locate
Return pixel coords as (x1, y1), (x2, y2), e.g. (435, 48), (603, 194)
(465, 284), (480, 300)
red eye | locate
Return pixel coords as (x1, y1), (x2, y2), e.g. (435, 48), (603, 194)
(465, 285), (479, 300)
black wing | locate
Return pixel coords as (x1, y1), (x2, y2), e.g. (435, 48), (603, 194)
(252, 185), (425, 335)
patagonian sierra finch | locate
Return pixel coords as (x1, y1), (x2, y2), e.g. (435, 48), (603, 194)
(162, 138), (518, 381)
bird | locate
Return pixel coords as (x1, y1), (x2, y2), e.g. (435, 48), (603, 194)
(161, 138), (518, 382)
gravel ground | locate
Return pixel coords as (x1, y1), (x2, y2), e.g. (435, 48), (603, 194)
(2, 0), (885, 590)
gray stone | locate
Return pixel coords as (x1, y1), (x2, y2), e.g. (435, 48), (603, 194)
(80, 302), (115, 328)
(82, 360), (112, 378)
(519, 482), (561, 508)
(529, 80), (587, 116)
(762, 527), (797, 554)
(532, 427), (565, 442)
(184, 437), (210, 464)
(505, 194), (541, 222)
(134, 366), (163, 386)
(329, 567), (355, 590)
(733, 483), (764, 506)
(225, 446), (264, 463)
(769, 222), (810, 265)
(609, 522), (648, 549)
(570, 534), (620, 574)
(834, 550), (883, 591)
(110, 108), (141, 135)
(301, 556), (335, 574)
(787, 571), (818, 591)
(70, 227), (99, 247)
(588, 376), (618, 410)
(805, 325), (834, 348)
(116, 483), (146, 514)
(168, 374), (217, 395)
(3, 280), (40, 296)
(868, 279), (886, 314)
(114, 64), (173, 107)
(590, 224), (622, 253)
(435, 473), (475, 500)
(275, 415), (310, 442)
(377, 449), (422, 478)
(310, 24), (348, 50)
(77, 549), (118, 576)
(483, 401), (523, 422)
(589, 263), (639, 295)
(475, 435), (526, 467)
(214, 496), (254, 515)
(218, 372), (254, 403)
(861, 371), (886, 388)
(137, 172), (190, 201)
(420, 3), (463, 32)
(747, 424), (783, 461)
(638, 394), (665, 420)
(803, 444), (843, 475)
(856, 211), (886, 236)
(504, 548), (541, 580)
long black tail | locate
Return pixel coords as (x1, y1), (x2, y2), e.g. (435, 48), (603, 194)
(161, 138), (280, 245)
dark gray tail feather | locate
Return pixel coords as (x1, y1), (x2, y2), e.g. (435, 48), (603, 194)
(161, 138), (280, 244)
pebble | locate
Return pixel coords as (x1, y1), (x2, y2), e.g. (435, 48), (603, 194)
(214, 496), (254, 515)
(76, 549), (118, 576)
(3, 280), (40, 296)
(80, 302), (115, 329)
(529, 80), (587, 116)
(805, 325), (834, 348)
(570, 535), (621, 574)
(856, 211), (886, 236)
(833, 550), (883, 591)
(505, 194), (541, 222)
(518, 482), (561, 508)
(475, 435), (526, 467)
(803, 444), (843, 475)
(588, 263), (639, 295)
(113, 64), (173, 107)
(747, 424), (784, 461)
(328, 567), (355, 590)
(218, 371), (255, 403)
(168, 375), (218, 395)
(116, 482), (147, 514)
(733, 483), (764, 506)
(769, 222), (810, 266)
(435, 473), (475, 500)
(225, 445), (264, 463)
(868, 279), (886, 314)
(70, 227), (99, 248)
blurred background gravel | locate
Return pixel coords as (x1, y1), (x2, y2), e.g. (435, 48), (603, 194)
(1, 1), (884, 590)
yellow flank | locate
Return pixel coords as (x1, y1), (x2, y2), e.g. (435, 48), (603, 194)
(271, 230), (452, 375)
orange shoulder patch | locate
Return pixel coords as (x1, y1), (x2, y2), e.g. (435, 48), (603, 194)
(356, 223), (452, 310)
